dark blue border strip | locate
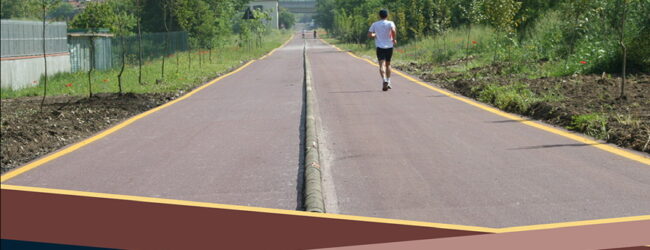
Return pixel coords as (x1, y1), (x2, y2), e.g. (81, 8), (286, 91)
(1, 239), (114, 250)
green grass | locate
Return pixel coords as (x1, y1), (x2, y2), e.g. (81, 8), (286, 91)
(324, 25), (498, 73)
(324, 20), (613, 80)
(474, 82), (563, 114)
(570, 113), (609, 140)
(1, 30), (292, 99)
(325, 25), (559, 81)
(476, 83), (537, 113)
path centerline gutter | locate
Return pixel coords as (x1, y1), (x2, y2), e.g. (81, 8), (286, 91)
(303, 39), (325, 213)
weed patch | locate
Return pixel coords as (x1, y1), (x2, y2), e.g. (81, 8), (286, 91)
(570, 113), (609, 140)
(473, 82), (562, 114)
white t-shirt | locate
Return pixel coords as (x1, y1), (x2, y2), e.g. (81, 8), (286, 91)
(369, 20), (396, 49)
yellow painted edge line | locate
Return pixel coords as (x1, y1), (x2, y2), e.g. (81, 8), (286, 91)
(494, 215), (650, 233)
(260, 34), (294, 60)
(3, 184), (649, 234)
(0, 35), (295, 183)
(0, 184), (497, 233)
(320, 39), (650, 166)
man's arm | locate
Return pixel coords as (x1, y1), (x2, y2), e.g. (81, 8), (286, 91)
(391, 26), (397, 45)
(368, 32), (376, 39)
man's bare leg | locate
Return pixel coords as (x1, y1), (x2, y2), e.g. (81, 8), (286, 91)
(379, 60), (386, 81)
(385, 61), (392, 89)
(379, 60), (389, 91)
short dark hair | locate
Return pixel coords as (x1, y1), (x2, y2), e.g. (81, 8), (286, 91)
(379, 9), (388, 19)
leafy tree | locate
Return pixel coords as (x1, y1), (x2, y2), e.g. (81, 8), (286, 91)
(477, 0), (522, 62)
(238, 8), (271, 48)
(70, 2), (117, 97)
(315, 0), (336, 31)
(69, 2), (116, 31)
(173, 0), (218, 67)
(173, 0), (194, 69)
(279, 7), (295, 29)
(204, 0), (242, 62)
(560, 0), (594, 61)
(179, 0), (217, 49)
(47, 2), (76, 21)
(514, 0), (560, 40)
(626, 0), (650, 73)
(447, 0), (476, 27)
(1, 0), (40, 19)
(406, 0), (426, 40)
(478, 0), (521, 34)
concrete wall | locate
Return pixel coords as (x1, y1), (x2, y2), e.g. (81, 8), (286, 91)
(1, 20), (71, 90)
(1, 54), (71, 90)
(248, 1), (279, 29)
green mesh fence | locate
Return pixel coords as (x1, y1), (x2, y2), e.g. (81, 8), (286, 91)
(69, 31), (189, 72)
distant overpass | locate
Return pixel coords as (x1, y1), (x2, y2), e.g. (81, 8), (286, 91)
(279, 0), (316, 21)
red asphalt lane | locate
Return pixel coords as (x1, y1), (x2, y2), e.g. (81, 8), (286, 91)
(307, 39), (650, 228)
(4, 36), (307, 210)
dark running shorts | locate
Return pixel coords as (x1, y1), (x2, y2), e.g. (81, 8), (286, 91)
(376, 47), (393, 62)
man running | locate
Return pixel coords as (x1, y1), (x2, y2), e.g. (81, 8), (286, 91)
(368, 9), (397, 91)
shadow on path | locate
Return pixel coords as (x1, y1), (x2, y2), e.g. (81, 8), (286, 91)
(490, 119), (535, 123)
(329, 90), (377, 94)
(296, 71), (307, 211)
(509, 143), (601, 150)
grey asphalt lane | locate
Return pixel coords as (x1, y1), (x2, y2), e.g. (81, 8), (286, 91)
(4, 37), (306, 210)
(306, 39), (650, 228)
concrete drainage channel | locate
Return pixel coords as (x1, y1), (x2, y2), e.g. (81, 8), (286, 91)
(303, 40), (325, 213)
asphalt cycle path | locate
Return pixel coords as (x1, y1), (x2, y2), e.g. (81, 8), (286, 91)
(3, 36), (306, 210)
(306, 38), (650, 228)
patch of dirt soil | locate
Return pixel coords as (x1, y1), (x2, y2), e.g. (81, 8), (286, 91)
(1, 93), (177, 173)
(396, 63), (650, 153)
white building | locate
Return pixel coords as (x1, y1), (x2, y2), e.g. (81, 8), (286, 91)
(247, 0), (279, 29)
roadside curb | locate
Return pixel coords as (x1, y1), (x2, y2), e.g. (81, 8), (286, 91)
(303, 40), (325, 213)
